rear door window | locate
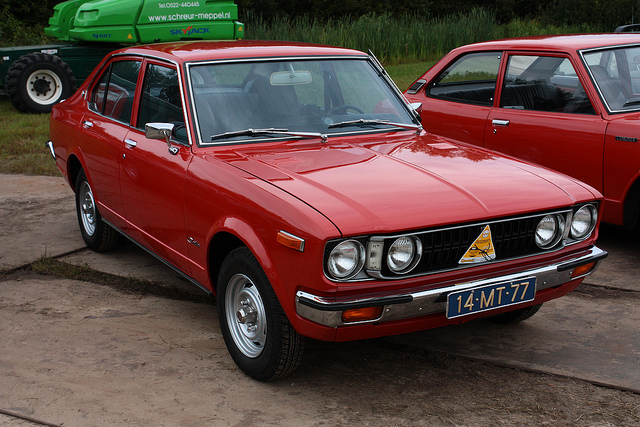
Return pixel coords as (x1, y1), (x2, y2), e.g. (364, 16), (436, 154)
(89, 60), (141, 124)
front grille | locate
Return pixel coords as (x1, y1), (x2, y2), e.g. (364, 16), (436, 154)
(378, 213), (556, 278)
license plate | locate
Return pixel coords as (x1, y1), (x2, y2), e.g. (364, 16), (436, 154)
(446, 278), (536, 319)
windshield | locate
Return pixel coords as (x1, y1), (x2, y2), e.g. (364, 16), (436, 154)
(583, 45), (640, 112)
(188, 58), (415, 144)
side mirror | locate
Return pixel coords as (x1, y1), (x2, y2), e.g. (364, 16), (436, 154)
(409, 103), (423, 123)
(145, 123), (179, 155)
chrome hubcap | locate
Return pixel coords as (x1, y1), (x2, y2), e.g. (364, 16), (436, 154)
(79, 181), (96, 237)
(225, 274), (266, 358)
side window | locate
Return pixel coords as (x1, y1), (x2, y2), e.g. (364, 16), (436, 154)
(427, 52), (501, 106)
(501, 55), (595, 114)
(138, 64), (187, 142)
(89, 60), (141, 124)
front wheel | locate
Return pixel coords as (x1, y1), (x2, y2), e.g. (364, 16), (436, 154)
(217, 247), (304, 381)
(75, 170), (119, 252)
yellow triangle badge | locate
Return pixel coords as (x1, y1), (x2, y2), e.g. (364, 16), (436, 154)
(127, 34), (133, 39)
(459, 225), (496, 264)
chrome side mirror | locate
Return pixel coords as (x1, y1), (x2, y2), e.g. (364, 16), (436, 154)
(145, 123), (179, 155)
(409, 103), (423, 123)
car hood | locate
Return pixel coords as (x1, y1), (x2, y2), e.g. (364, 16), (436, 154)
(217, 134), (598, 236)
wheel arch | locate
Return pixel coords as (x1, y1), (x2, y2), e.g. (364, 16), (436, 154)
(66, 154), (84, 193)
(206, 217), (278, 297)
(623, 175), (640, 229)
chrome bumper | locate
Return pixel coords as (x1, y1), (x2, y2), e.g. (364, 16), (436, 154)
(296, 246), (607, 327)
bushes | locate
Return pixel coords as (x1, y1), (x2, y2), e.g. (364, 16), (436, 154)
(0, 7), (50, 46)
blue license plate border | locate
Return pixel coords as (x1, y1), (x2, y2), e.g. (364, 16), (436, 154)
(446, 277), (537, 319)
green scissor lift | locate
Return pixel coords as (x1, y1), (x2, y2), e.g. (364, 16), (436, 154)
(0, 0), (244, 113)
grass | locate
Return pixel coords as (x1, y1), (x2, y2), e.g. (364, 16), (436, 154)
(28, 255), (212, 302)
(0, 60), (434, 177)
(0, 99), (57, 176)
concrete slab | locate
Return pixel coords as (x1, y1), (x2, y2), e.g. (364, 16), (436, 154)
(389, 290), (640, 393)
(0, 174), (84, 270)
(590, 224), (640, 292)
(59, 241), (210, 297)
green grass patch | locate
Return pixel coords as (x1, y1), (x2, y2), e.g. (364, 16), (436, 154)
(29, 256), (212, 302)
(0, 98), (57, 176)
(0, 61), (433, 177)
(386, 61), (437, 91)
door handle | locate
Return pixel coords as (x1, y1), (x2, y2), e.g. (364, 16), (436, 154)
(492, 119), (510, 126)
(82, 120), (93, 129)
(124, 139), (137, 148)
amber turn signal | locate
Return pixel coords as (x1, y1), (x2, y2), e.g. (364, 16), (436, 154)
(277, 230), (305, 252)
(342, 306), (383, 323)
(571, 261), (597, 278)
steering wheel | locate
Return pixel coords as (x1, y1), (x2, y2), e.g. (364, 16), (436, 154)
(323, 104), (365, 117)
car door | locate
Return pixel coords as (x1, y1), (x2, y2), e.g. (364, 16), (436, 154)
(414, 52), (503, 147)
(119, 60), (193, 274)
(78, 58), (142, 229)
(485, 53), (607, 194)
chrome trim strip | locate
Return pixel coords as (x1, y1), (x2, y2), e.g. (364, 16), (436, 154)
(297, 246), (607, 327)
(185, 55), (417, 146)
(101, 219), (213, 297)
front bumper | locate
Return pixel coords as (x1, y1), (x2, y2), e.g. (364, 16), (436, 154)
(296, 246), (607, 328)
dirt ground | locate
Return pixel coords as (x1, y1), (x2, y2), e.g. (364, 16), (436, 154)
(1, 266), (639, 426)
(1, 174), (639, 426)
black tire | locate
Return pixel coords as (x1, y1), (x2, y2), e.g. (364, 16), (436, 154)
(489, 303), (543, 324)
(217, 247), (304, 381)
(75, 170), (119, 252)
(6, 52), (76, 114)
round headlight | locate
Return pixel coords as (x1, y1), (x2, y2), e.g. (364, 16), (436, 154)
(535, 214), (564, 249)
(571, 205), (597, 240)
(327, 240), (365, 280)
(387, 236), (422, 273)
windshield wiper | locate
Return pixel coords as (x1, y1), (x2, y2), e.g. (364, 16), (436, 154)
(211, 128), (327, 143)
(623, 98), (640, 108)
(327, 119), (422, 134)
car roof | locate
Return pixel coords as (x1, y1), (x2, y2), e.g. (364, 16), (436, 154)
(454, 33), (640, 53)
(111, 40), (367, 63)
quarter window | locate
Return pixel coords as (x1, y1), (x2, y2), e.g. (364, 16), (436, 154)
(501, 55), (595, 114)
(427, 52), (501, 106)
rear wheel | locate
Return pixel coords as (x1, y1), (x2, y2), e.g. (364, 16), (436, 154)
(217, 247), (304, 381)
(75, 170), (119, 252)
(6, 52), (76, 113)
(489, 303), (542, 324)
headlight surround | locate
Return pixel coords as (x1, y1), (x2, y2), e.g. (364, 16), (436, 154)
(535, 214), (565, 249)
(327, 240), (365, 280)
(387, 236), (422, 273)
(571, 204), (597, 240)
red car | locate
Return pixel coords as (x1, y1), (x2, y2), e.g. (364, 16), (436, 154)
(48, 41), (606, 381)
(405, 33), (640, 229)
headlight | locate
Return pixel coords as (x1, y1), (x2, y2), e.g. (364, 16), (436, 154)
(535, 214), (564, 249)
(327, 240), (365, 280)
(571, 205), (597, 240)
(387, 236), (422, 273)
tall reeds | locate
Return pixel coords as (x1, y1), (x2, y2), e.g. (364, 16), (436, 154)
(244, 8), (598, 64)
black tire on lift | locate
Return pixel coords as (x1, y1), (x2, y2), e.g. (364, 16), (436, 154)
(5, 52), (76, 114)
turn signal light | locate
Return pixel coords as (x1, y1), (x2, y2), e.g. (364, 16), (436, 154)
(571, 261), (597, 279)
(342, 306), (383, 323)
(277, 230), (305, 252)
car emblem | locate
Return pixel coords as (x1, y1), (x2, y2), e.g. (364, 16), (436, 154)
(459, 225), (496, 264)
